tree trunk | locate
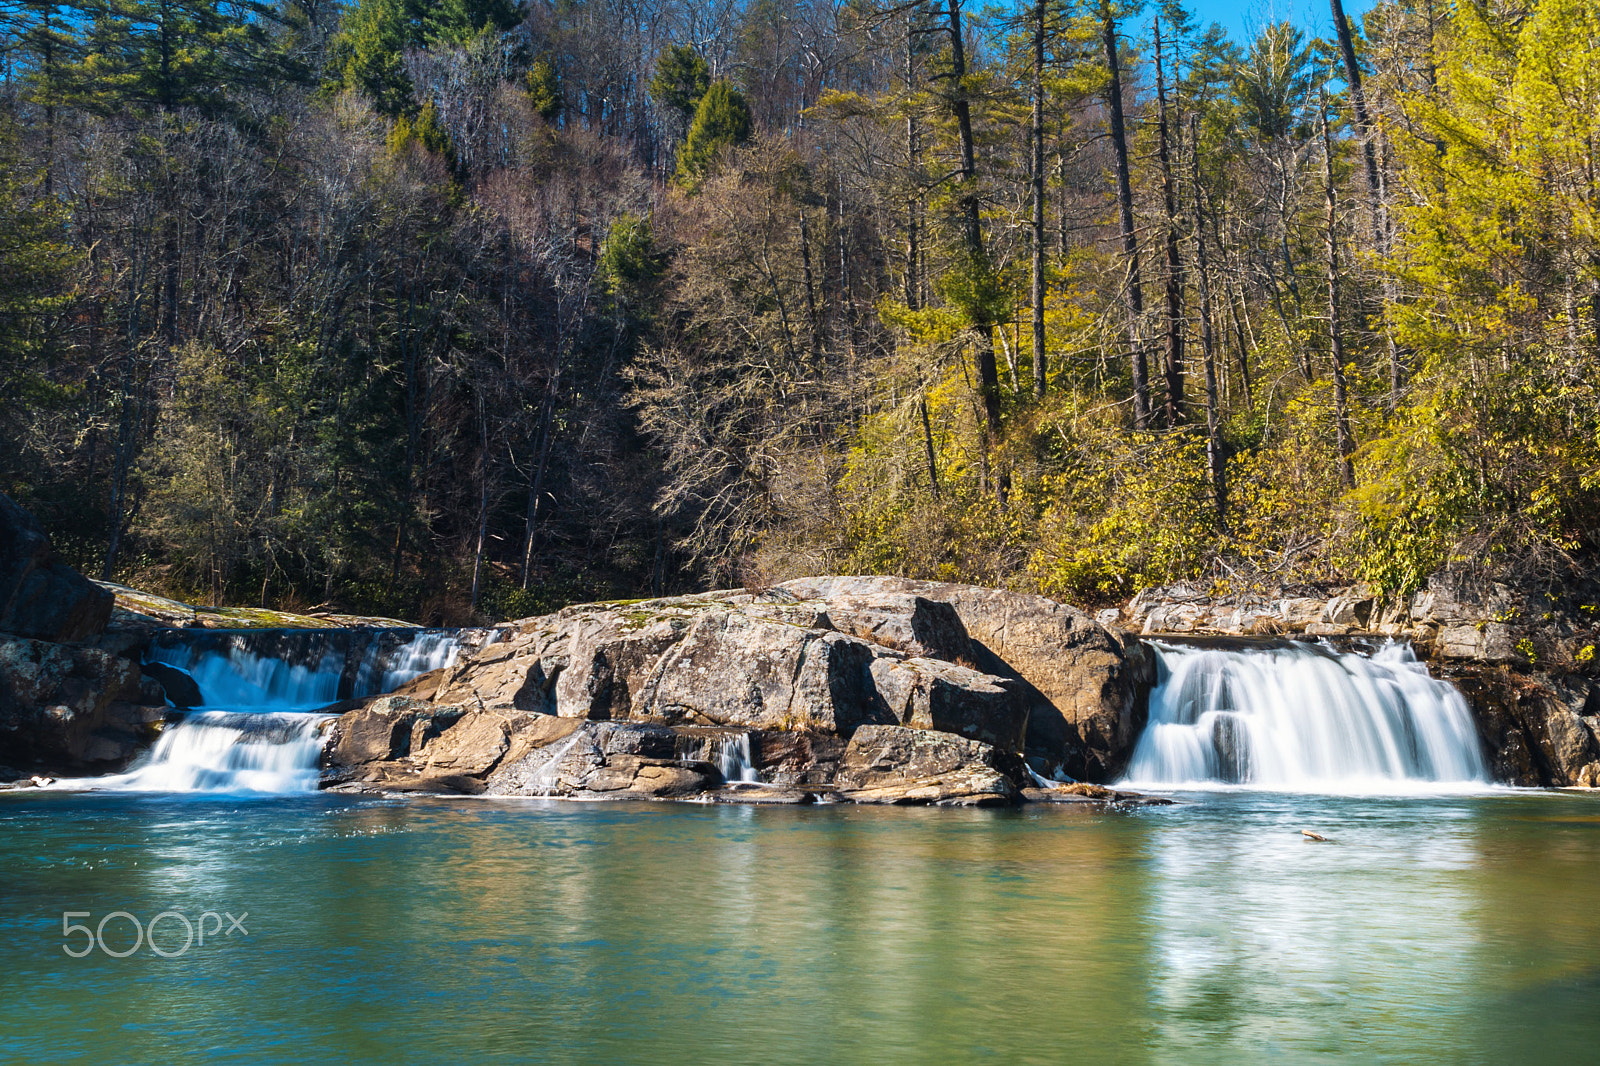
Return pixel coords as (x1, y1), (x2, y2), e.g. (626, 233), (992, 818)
(1155, 19), (1185, 428)
(1330, 0), (1404, 411)
(905, 16), (921, 311)
(1101, 1), (1148, 427)
(1322, 102), (1356, 487)
(944, 0), (1002, 435)
(1189, 113), (1225, 524)
(799, 208), (822, 357)
(921, 394), (941, 499)
(469, 391), (490, 613)
(1030, 0), (1047, 398)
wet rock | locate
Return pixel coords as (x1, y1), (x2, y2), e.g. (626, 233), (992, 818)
(142, 660), (204, 708)
(485, 719), (715, 798)
(834, 724), (1018, 806)
(0, 494), (113, 643)
(1020, 783), (1172, 806)
(1447, 666), (1600, 786)
(748, 729), (846, 786)
(706, 786), (815, 804)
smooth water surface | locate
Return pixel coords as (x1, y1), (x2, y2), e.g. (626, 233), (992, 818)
(2, 791), (1598, 1065)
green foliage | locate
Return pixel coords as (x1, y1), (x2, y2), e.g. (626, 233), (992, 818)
(327, 0), (518, 116)
(389, 100), (456, 169)
(649, 44), (711, 122)
(326, 0), (418, 116)
(597, 214), (663, 298)
(527, 57), (563, 122)
(674, 81), (752, 190)
(65, 0), (305, 116)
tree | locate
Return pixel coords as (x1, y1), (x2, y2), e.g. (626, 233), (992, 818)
(675, 80), (752, 189)
(650, 43), (711, 124)
(1099, 0), (1148, 428)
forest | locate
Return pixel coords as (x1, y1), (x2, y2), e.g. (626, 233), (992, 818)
(0, 0), (1596, 623)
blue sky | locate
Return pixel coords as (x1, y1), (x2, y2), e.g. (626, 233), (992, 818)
(1184, 0), (1378, 44)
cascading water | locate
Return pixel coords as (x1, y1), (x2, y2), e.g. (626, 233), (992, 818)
(100, 712), (332, 792)
(712, 733), (762, 785)
(88, 628), (493, 794)
(1120, 640), (1490, 791)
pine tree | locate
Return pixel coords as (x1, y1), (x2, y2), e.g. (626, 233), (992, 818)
(650, 44), (711, 124)
(675, 80), (752, 190)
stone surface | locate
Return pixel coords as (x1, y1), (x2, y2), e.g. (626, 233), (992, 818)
(634, 611), (888, 734)
(782, 577), (1143, 781)
(0, 635), (168, 771)
(142, 660), (204, 708)
(868, 655), (1027, 751)
(816, 593), (974, 664)
(834, 724), (1017, 806)
(0, 494), (113, 643)
(324, 696), (465, 766)
(1445, 666), (1600, 786)
(318, 577), (1174, 799)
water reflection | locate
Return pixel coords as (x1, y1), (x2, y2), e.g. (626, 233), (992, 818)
(1, 792), (1597, 1065)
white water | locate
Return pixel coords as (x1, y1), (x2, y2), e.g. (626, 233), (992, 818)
(147, 630), (469, 712)
(95, 712), (332, 793)
(713, 733), (763, 785)
(1120, 640), (1491, 792)
(80, 629), (480, 794)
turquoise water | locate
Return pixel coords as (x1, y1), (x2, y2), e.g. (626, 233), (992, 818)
(2, 790), (1598, 1065)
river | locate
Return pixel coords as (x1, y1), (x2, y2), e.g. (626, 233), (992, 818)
(2, 788), (1596, 1064)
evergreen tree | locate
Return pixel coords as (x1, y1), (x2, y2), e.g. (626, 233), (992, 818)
(649, 43), (711, 124)
(674, 80), (751, 189)
(526, 56), (562, 122)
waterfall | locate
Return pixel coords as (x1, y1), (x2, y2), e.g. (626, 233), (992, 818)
(1120, 640), (1490, 791)
(713, 733), (762, 785)
(99, 712), (332, 793)
(144, 628), (480, 710)
(82, 627), (496, 794)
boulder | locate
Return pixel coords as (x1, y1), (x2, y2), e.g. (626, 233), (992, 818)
(324, 695), (465, 766)
(486, 719), (715, 798)
(868, 655), (1027, 751)
(551, 611), (693, 719)
(834, 724), (1018, 806)
(1447, 666), (1600, 786)
(814, 593), (974, 663)
(747, 729), (846, 787)
(0, 635), (168, 770)
(142, 660), (204, 708)
(0, 494), (113, 643)
(433, 623), (567, 712)
(781, 577), (1143, 781)
(634, 611), (891, 734)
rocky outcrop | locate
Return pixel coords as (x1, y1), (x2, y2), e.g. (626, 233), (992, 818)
(0, 494), (113, 643)
(0, 497), (166, 777)
(1446, 666), (1600, 787)
(325, 577), (1155, 803)
(781, 577), (1146, 780)
(834, 725), (1017, 806)
(0, 635), (172, 772)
